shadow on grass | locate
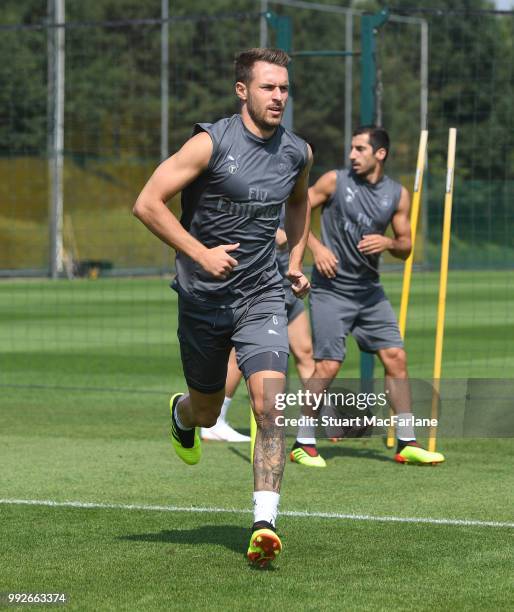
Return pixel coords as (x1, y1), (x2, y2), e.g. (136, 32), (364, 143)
(227, 446), (252, 463)
(121, 524), (248, 554)
(318, 442), (392, 463)
(227, 438), (392, 464)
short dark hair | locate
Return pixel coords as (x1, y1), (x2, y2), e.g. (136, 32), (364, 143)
(353, 125), (390, 161)
(235, 48), (290, 85)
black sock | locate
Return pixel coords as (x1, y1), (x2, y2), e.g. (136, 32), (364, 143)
(292, 441), (315, 450)
(252, 520), (275, 533)
(396, 439), (418, 453)
(171, 399), (195, 449)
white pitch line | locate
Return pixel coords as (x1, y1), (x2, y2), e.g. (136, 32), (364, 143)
(1, 498), (513, 529)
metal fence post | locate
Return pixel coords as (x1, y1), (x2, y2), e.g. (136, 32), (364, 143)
(48, 0), (65, 279)
(266, 12), (293, 130)
(359, 8), (389, 382)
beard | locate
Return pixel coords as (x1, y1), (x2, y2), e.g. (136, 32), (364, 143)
(247, 95), (284, 132)
(352, 161), (375, 177)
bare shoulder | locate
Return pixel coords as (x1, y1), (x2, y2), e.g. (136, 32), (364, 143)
(397, 185), (411, 212)
(315, 170), (338, 195)
(306, 143), (314, 165)
(308, 169), (337, 209)
(297, 143), (314, 178)
(141, 130), (213, 199)
(175, 130), (213, 167)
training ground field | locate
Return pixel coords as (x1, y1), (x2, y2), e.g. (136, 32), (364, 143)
(1, 273), (513, 611)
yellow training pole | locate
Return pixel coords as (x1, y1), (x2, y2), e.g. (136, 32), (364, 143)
(429, 128), (457, 453)
(250, 408), (257, 463)
(386, 130), (428, 448)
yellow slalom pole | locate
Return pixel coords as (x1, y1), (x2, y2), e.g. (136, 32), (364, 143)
(429, 128), (457, 453)
(386, 130), (428, 448)
(250, 408), (257, 463)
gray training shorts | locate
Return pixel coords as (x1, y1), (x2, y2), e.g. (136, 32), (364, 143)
(177, 286), (289, 393)
(310, 283), (403, 362)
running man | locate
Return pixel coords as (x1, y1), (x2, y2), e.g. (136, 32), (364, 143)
(201, 222), (315, 442)
(290, 125), (445, 467)
(133, 48), (312, 565)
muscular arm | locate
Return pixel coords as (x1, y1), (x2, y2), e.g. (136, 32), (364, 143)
(284, 146), (314, 296)
(306, 171), (339, 278)
(357, 187), (412, 260)
(133, 132), (239, 278)
(284, 146), (313, 269)
(388, 187), (412, 259)
(275, 227), (287, 249)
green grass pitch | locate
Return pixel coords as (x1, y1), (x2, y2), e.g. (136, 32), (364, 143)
(1, 272), (513, 610)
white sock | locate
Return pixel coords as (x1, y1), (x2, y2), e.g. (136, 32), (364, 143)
(174, 396), (192, 431)
(253, 491), (280, 527)
(396, 412), (416, 441)
(297, 422), (317, 445)
(219, 396), (232, 423)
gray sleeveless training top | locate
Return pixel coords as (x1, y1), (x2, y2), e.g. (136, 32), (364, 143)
(175, 114), (308, 306)
(312, 168), (402, 291)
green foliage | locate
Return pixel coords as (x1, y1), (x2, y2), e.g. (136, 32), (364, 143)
(0, 1), (47, 154)
(360, 0), (513, 182)
(0, 1), (512, 270)
(426, 179), (514, 254)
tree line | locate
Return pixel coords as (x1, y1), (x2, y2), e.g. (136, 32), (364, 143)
(0, 0), (512, 253)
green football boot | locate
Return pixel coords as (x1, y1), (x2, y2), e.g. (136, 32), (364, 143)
(395, 441), (445, 465)
(247, 525), (282, 567)
(290, 443), (327, 468)
(169, 393), (201, 465)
